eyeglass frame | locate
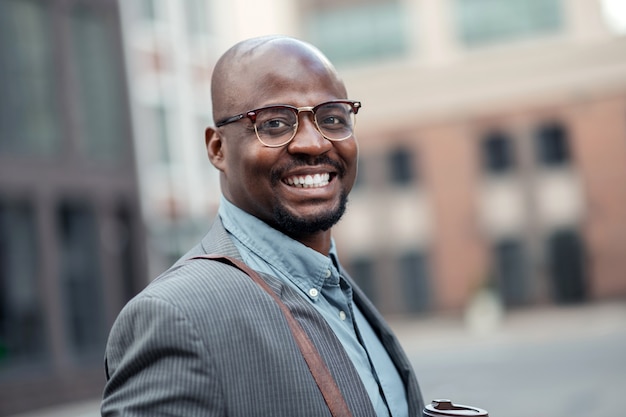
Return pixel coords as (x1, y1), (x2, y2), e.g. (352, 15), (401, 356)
(215, 99), (362, 148)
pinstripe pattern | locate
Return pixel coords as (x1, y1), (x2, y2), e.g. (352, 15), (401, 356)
(102, 218), (424, 416)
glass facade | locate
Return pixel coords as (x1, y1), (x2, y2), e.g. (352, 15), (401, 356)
(0, 199), (47, 370)
(185, 0), (211, 36)
(115, 203), (143, 303)
(57, 201), (106, 357)
(306, 1), (408, 65)
(0, 0), (62, 156)
(0, 1), (144, 413)
(139, 0), (157, 20)
(71, 5), (127, 164)
(454, 0), (564, 47)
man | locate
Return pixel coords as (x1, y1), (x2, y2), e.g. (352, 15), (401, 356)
(102, 35), (424, 416)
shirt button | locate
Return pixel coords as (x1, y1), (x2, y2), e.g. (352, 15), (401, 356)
(339, 311), (346, 321)
(324, 269), (331, 278)
(308, 288), (319, 298)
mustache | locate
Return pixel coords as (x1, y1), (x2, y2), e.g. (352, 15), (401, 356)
(271, 155), (345, 183)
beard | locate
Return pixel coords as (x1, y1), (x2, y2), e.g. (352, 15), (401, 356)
(269, 154), (352, 236)
(272, 191), (349, 236)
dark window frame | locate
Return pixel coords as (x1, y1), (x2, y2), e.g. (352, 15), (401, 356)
(535, 122), (570, 167)
(388, 146), (415, 186)
(481, 130), (516, 175)
(397, 250), (431, 314)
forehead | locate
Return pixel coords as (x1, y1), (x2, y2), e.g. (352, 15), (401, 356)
(229, 41), (347, 109)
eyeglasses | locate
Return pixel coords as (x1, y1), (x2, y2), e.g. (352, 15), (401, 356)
(215, 100), (362, 148)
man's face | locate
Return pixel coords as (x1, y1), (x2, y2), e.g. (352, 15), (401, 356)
(211, 43), (358, 238)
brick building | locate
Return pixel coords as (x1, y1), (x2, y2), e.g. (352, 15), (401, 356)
(119, 0), (626, 317)
(323, 0), (626, 314)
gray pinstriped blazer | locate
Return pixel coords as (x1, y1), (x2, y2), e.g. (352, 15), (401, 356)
(102, 217), (424, 416)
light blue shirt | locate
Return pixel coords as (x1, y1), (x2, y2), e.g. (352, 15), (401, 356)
(219, 197), (408, 417)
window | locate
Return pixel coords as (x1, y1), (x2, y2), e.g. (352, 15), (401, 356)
(353, 157), (366, 189)
(481, 131), (515, 174)
(115, 203), (142, 303)
(185, 0), (211, 36)
(535, 122), (570, 167)
(349, 256), (378, 307)
(139, 0), (157, 21)
(547, 229), (587, 304)
(0, 0), (62, 156)
(71, 4), (127, 164)
(454, 0), (563, 47)
(388, 146), (414, 186)
(57, 200), (105, 356)
(493, 239), (529, 307)
(306, 1), (408, 65)
(0, 198), (47, 369)
(151, 105), (171, 164)
(139, 104), (170, 165)
(398, 251), (430, 313)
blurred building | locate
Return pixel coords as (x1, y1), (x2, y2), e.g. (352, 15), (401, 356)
(6, 0), (624, 414)
(119, 0), (626, 318)
(117, 0), (219, 278)
(116, 0), (300, 278)
(317, 0), (626, 315)
(0, 0), (146, 414)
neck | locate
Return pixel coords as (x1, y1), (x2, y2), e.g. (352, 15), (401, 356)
(292, 230), (332, 256)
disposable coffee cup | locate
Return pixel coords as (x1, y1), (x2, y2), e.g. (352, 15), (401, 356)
(423, 399), (488, 416)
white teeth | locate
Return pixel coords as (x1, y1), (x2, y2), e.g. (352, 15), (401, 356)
(285, 173), (330, 188)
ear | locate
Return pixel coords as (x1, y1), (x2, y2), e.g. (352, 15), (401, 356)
(206, 127), (226, 172)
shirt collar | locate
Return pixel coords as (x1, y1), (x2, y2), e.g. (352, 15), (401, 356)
(218, 196), (339, 297)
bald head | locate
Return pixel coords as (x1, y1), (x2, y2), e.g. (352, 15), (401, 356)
(210, 36), (347, 124)
(204, 36), (359, 249)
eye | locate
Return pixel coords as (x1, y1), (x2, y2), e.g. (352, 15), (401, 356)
(320, 115), (346, 126)
(257, 117), (293, 136)
(317, 105), (352, 130)
(260, 118), (290, 129)
(255, 107), (296, 136)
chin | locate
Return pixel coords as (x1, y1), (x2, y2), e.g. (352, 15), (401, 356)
(273, 196), (348, 236)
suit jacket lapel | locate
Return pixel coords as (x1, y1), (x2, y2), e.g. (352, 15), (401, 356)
(199, 217), (244, 260)
(345, 270), (425, 417)
(197, 216), (423, 416)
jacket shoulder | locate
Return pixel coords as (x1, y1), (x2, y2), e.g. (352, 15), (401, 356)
(137, 257), (266, 309)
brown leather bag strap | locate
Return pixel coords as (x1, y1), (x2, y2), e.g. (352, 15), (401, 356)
(191, 254), (354, 417)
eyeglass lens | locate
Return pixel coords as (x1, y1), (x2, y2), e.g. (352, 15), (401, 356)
(254, 102), (356, 146)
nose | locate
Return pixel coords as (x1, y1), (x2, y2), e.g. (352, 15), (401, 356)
(286, 112), (333, 155)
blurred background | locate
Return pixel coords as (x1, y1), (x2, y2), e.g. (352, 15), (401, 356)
(1, 0), (626, 415)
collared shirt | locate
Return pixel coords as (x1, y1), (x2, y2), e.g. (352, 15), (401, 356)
(219, 197), (408, 417)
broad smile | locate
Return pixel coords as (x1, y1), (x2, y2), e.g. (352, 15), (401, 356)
(284, 173), (331, 188)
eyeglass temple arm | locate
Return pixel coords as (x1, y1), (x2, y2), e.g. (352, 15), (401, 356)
(216, 114), (245, 127)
